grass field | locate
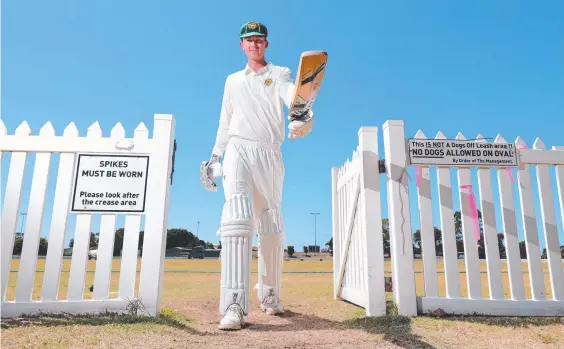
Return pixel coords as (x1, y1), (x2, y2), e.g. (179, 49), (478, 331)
(2, 259), (564, 348)
(5, 258), (562, 301)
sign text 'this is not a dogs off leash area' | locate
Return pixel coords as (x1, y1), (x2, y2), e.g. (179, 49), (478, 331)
(71, 154), (150, 213)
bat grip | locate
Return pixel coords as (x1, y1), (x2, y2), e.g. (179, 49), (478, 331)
(289, 110), (310, 122)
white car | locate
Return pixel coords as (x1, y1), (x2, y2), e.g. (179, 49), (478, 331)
(88, 250), (98, 260)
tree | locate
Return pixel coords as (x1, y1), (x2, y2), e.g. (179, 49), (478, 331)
(11, 236), (48, 255)
(165, 228), (204, 249)
(452, 210), (506, 259)
(68, 227), (214, 256)
(38, 237), (49, 255)
(382, 218), (390, 256)
(540, 246), (564, 259)
(454, 210), (484, 253)
(12, 237), (24, 255)
(138, 231), (144, 253)
(287, 245), (295, 257)
(412, 227), (444, 257)
(497, 233), (507, 259)
(69, 232), (99, 250)
(90, 233), (99, 249)
(113, 228), (125, 256)
(110, 228), (144, 256)
(409, 210), (511, 260)
(519, 241), (527, 259)
(325, 238), (333, 256)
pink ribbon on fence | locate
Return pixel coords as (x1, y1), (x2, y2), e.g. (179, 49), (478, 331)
(504, 144), (528, 184)
(504, 168), (516, 184)
(416, 166), (421, 188)
(460, 184), (480, 245)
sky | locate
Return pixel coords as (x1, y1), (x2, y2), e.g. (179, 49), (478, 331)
(2, 1), (563, 252)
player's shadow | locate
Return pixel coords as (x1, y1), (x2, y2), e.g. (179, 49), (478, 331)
(246, 309), (435, 349)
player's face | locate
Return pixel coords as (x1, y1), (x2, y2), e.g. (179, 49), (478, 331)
(240, 36), (268, 61)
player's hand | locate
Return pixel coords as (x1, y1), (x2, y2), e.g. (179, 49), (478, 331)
(288, 111), (314, 139)
(200, 154), (222, 192)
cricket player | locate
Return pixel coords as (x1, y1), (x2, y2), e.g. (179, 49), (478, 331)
(200, 21), (314, 330)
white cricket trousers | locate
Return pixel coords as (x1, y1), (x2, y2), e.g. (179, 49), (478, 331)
(217, 136), (285, 315)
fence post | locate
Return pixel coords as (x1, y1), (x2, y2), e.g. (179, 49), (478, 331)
(358, 127), (386, 316)
(382, 120), (417, 317)
(1, 122), (29, 301)
(137, 114), (176, 316)
(331, 166), (341, 299)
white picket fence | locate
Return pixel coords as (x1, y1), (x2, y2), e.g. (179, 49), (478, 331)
(333, 120), (564, 317)
(1, 114), (176, 318)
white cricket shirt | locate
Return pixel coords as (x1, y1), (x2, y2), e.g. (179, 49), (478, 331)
(212, 62), (295, 157)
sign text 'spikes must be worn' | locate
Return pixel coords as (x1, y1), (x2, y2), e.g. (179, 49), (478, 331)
(407, 139), (519, 167)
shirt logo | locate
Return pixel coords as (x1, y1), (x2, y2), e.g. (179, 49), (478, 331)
(265, 78), (273, 86)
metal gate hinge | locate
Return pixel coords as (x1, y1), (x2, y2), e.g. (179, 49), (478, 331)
(378, 159), (386, 174)
(170, 139), (177, 184)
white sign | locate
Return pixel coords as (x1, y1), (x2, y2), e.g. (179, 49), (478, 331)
(407, 139), (519, 167)
(71, 154), (149, 212)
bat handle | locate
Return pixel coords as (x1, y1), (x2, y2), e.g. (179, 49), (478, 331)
(289, 110), (311, 122)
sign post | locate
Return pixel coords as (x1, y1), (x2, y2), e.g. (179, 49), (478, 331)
(71, 154), (150, 213)
(407, 139), (519, 167)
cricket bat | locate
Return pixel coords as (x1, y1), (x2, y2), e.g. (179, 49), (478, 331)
(288, 50), (328, 121)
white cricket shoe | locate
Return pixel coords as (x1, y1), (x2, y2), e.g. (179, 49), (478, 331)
(218, 303), (246, 330)
(260, 289), (285, 315)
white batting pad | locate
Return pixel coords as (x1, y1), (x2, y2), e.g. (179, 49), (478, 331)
(218, 193), (253, 315)
(255, 207), (285, 302)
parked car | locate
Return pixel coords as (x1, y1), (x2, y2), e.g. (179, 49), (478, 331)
(88, 250), (98, 260)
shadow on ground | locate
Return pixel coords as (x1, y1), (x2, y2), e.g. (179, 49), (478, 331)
(343, 316), (435, 349)
(0, 308), (209, 336)
(245, 308), (434, 349)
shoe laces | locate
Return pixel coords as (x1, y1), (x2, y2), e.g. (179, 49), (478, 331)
(262, 289), (281, 307)
(225, 303), (246, 321)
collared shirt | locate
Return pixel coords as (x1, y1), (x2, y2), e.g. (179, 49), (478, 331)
(212, 62), (295, 157)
